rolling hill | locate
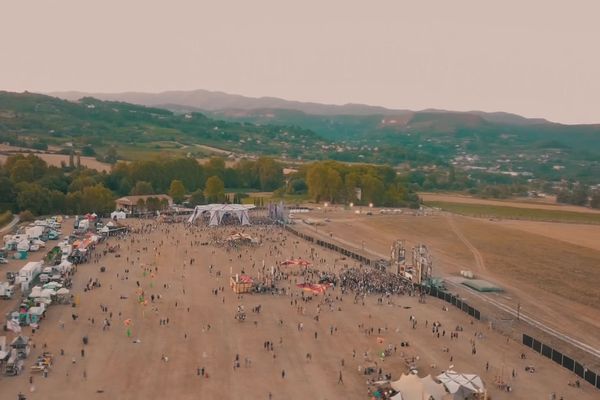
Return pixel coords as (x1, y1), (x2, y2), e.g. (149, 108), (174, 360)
(3, 90), (600, 184)
(0, 91), (326, 160)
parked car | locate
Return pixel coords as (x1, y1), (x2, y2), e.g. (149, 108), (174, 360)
(0, 257), (8, 264)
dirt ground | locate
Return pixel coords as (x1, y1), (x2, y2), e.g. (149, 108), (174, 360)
(420, 193), (600, 214)
(490, 220), (600, 252)
(0, 220), (597, 399)
(296, 208), (600, 357)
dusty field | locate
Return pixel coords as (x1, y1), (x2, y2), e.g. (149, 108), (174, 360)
(0, 221), (596, 399)
(0, 152), (112, 172)
(297, 208), (600, 355)
(421, 193), (600, 214)
(490, 219), (600, 252)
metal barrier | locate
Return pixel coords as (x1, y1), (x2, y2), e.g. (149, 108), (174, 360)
(429, 286), (481, 320)
(282, 223), (481, 320)
(282, 224), (373, 266)
(522, 334), (599, 390)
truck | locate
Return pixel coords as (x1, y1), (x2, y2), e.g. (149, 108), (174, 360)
(6, 272), (16, 284)
(25, 226), (44, 240)
(77, 219), (90, 231)
(19, 261), (43, 284)
(0, 283), (14, 299)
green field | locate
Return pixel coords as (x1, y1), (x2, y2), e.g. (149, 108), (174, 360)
(426, 201), (600, 224)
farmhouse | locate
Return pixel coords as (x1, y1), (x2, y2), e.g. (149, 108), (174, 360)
(115, 194), (173, 213)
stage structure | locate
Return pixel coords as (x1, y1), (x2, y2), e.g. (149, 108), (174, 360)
(411, 244), (433, 285)
(390, 240), (433, 285)
(187, 204), (255, 226)
(268, 201), (289, 224)
(390, 240), (407, 275)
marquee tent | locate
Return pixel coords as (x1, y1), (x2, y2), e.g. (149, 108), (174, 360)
(390, 374), (447, 400)
(436, 371), (485, 399)
(188, 204), (255, 226)
(110, 211), (127, 220)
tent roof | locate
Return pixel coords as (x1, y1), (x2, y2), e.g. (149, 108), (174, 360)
(437, 371), (485, 394)
(390, 374), (446, 400)
(192, 204), (255, 212)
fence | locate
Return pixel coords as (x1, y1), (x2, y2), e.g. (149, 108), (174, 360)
(282, 224), (374, 266)
(522, 334), (600, 390)
(428, 286), (481, 320)
(281, 223), (482, 321)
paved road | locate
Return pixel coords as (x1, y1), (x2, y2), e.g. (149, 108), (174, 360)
(0, 215), (19, 234)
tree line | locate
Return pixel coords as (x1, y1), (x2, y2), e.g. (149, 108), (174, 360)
(0, 154), (425, 217)
(291, 161), (420, 208)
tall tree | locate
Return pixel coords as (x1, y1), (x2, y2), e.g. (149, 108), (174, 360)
(168, 180), (186, 203)
(80, 184), (115, 214)
(204, 176), (225, 203)
(131, 181), (154, 195)
(189, 189), (205, 206)
(257, 157), (284, 191)
(10, 159), (34, 183)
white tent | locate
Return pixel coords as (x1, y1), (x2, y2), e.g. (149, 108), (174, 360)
(390, 374), (446, 400)
(110, 211), (127, 220)
(188, 204), (255, 226)
(436, 371), (485, 399)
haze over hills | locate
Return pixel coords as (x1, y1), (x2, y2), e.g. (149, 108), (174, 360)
(50, 89), (554, 126)
(51, 89), (404, 117)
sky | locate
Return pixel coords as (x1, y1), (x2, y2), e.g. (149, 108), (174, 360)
(1, 0), (599, 124)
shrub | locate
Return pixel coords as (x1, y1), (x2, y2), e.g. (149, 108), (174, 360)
(19, 210), (35, 222)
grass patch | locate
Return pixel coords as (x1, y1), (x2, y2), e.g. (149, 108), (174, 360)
(426, 201), (600, 224)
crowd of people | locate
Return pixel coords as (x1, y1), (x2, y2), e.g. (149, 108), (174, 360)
(338, 267), (412, 295)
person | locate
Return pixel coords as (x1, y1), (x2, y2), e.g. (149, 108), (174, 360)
(338, 370), (344, 384)
(281, 370), (285, 379)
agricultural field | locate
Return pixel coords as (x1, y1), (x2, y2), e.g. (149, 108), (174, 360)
(425, 201), (600, 224)
(421, 193), (600, 214)
(0, 152), (112, 172)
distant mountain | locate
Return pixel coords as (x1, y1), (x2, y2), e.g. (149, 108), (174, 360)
(50, 88), (552, 126)
(50, 89), (406, 116)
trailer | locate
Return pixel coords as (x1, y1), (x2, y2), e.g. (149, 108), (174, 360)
(16, 240), (29, 252)
(19, 261), (43, 284)
(4, 349), (24, 376)
(25, 226), (44, 240)
(0, 283), (14, 299)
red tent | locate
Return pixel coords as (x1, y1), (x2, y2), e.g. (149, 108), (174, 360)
(296, 283), (332, 294)
(281, 258), (312, 267)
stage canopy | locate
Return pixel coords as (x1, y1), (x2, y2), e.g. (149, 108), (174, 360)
(436, 371), (485, 399)
(187, 204), (255, 226)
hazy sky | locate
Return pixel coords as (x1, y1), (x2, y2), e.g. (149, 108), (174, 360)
(1, 0), (599, 124)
